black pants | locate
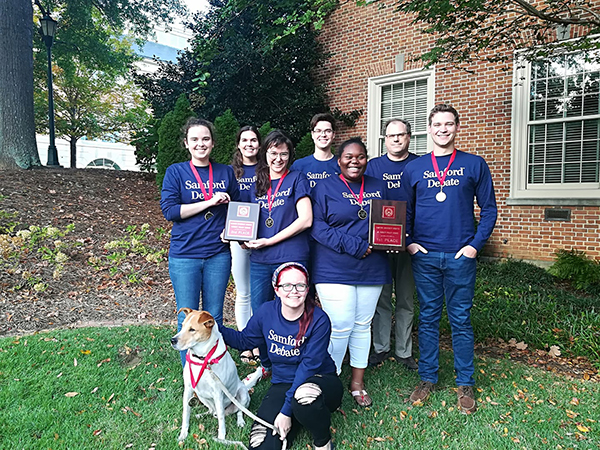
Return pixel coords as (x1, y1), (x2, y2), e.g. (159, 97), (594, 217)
(249, 373), (343, 449)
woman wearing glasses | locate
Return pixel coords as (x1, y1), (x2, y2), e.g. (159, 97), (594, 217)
(310, 137), (391, 407)
(220, 262), (341, 450)
(245, 130), (312, 313)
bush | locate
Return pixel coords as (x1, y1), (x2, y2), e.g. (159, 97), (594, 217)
(258, 121), (274, 141)
(549, 249), (600, 293)
(294, 131), (314, 160)
(132, 118), (160, 172)
(155, 94), (195, 188)
(212, 109), (240, 165)
(473, 259), (600, 362)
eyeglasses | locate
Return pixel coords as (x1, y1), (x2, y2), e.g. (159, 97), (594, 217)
(385, 132), (409, 139)
(313, 129), (334, 136)
(277, 283), (308, 292)
(266, 151), (290, 160)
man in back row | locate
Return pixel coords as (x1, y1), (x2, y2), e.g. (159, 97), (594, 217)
(365, 118), (419, 371)
(291, 113), (339, 187)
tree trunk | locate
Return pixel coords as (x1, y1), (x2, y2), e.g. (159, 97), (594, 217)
(0, 0), (41, 169)
(69, 137), (78, 168)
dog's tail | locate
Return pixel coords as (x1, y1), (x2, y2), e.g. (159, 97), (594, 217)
(242, 367), (263, 390)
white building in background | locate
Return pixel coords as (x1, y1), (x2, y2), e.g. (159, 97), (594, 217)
(37, 21), (193, 171)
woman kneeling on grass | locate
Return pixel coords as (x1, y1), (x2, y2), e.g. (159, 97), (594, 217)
(220, 262), (342, 450)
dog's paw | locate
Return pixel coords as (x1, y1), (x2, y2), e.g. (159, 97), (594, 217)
(177, 431), (188, 442)
(237, 416), (245, 428)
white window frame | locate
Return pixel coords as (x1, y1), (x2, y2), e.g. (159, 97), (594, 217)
(510, 50), (600, 203)
(366, 69), (435, 160)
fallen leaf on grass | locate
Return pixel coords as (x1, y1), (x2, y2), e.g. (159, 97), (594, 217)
(65, 392), (79, 397)
(373, 437), (386, 442)
(107, 393), (114, 403)
(74, 358), (78, 367)
(92, 429), (102, 436)
(566, 409), (579, 419)
(123, 406), (141, 417)
(91, 387), (99, 394)
(570, 398), (580, 406)
(97, 358), (111, 368)
(577, 425), (590, 433)
(515, 341), (528, 350)
(549, 345), (561, 357)
(81, 349), (91, 354)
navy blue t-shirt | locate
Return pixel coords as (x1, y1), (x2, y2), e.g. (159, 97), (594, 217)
(161, 161), (241, 258)
(365, 153), (419, 201)
(290, 155), (339, 189)
(310, 175), (391, 285)
(250, 171), (311, 264)
(402, 150), (497, 252)
(220, 298), (337, 416)
(232, 164), (257, 203)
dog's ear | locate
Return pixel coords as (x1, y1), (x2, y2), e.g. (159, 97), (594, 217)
(203, 318), (215, 330)
(177, 307), (194, 316)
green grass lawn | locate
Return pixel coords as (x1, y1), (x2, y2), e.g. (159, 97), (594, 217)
(1, 325), (598, 449)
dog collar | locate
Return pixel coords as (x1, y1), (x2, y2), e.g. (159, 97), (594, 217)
(186, 340), (227, 389)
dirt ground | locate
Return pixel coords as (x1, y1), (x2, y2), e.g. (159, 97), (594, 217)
(0, 167), (597, 382)
(0, 167), (235, 336)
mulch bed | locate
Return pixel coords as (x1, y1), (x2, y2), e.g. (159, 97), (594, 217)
(0, 167), (235, 336)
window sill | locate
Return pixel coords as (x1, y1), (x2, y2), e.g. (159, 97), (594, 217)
(506, 197), (600, 206)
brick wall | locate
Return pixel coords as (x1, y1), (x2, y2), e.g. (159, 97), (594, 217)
(316, 1), (600, 262)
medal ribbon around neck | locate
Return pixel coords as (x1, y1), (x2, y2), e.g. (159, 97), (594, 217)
(189, 160), (213, 201)
(339, 174), (366, 217)
(431, 149), (457, 193)
(267, 169), (289, 218)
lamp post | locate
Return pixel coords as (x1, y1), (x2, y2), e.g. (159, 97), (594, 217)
(39, 14), (60, 167)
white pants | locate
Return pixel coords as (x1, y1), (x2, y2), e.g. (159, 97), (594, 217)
(231, 241), (252, 330)
(316, 283), (383, 373)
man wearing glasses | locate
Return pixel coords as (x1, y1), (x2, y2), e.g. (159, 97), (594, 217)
(365, 118), (419, 371)
(291, 113), (339, 188)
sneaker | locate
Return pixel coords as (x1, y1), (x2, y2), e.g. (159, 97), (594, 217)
(409, 381), (435, 404)
(457, 385), (477, 414)
(396, 356), (418, 371)
(368, 350), (390, 367)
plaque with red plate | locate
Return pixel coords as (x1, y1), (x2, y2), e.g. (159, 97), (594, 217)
(224, 202), (260, 242)
(368, 199), (406, 251)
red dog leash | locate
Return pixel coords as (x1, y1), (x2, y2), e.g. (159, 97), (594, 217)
(186, 340), (227, 389)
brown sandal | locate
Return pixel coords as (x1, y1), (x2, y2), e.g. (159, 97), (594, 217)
(350, 388), (372, 407)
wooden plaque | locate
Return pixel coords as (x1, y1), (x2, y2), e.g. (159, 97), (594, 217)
(368, 199), (406, 251)
(224, 202), (260, 242)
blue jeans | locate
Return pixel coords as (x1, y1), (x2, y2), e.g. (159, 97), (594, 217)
(169, 251), (231, 366)
(249, 259), (308, 369)
(410, 251), (477, 386)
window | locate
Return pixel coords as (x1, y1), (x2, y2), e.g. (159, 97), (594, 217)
(367, 69), (434, 158)
(510, 50), (600, 202)
(86, 158), (121, 170)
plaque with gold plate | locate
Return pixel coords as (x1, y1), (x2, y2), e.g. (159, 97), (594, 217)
(224, 202), (260, 242)
(368, 199), (406, 251)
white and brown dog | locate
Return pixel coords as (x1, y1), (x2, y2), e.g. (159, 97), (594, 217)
(171, 308), (262, 442)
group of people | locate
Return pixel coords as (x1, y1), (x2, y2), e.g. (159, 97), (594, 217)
(160, 105), (497, 450)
